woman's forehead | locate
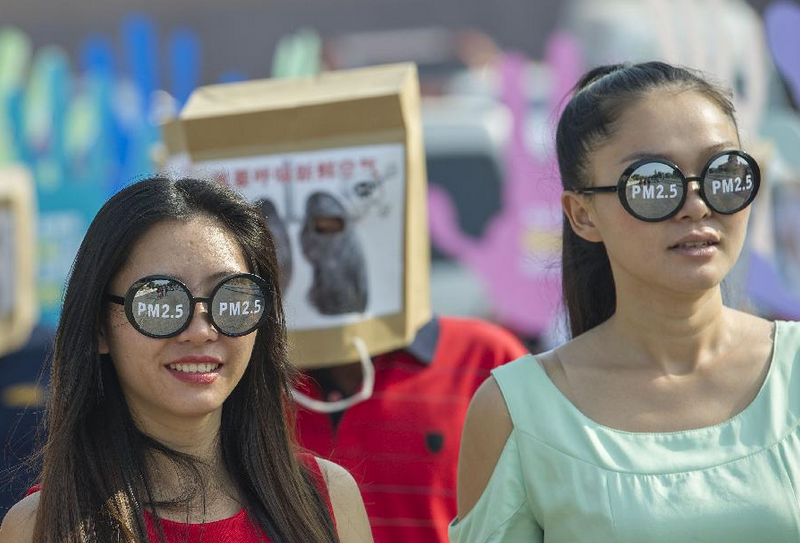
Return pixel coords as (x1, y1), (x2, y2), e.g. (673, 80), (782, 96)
(114, 217), (249, 289)
(593, 91), (739, 173)
(617, 91), (735, 141)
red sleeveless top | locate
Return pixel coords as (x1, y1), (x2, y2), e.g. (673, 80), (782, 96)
(28, 454), (335, 542)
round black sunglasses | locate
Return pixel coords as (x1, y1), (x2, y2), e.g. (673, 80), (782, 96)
(570, 150), (760, 222)
(105, 273), (271, 338)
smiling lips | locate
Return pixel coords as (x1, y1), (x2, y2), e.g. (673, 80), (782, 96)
(168, 362), (220, 373)
(165, 356), (222, 384)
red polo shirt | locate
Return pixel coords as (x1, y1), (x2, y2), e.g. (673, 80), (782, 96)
(295, 316), (528, 543)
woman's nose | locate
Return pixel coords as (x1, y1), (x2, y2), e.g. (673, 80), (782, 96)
(177, 301), (219, 342)
(675, 179), (711, 221)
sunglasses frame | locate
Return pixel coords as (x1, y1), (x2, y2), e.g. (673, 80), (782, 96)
(106, 272), (271, 339)
(573, 150), (761, 222)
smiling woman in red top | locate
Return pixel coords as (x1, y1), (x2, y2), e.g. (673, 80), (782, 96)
(0, 177), (372, 543)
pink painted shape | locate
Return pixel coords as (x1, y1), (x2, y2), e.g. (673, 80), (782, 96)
(428, 33), (583, 337)
(427, 183), (478, 260)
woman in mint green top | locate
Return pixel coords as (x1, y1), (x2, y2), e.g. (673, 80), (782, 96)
(451, 61), (797, 542)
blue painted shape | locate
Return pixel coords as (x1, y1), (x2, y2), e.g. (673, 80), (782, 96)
(747, 250), (800, 320)
(122, 14), (159, 110)
(80, 35), (116, 79)
(218, 69), (248, 83)
(169, 28), (201, 106)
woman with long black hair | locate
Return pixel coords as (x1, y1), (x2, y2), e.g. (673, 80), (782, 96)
(451, 61), (800, 541)
(0, 177), (372, 542)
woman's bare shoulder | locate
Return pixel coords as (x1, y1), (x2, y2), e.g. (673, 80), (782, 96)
(314, 456), (356, 491)
(456, 376), (513, 519)
(725, 309), (776, 350)
(466, 376), (513, 433)
(314, 458), (374, 543)
(734, 310), (774, 335)
(0, 491), (39, 543)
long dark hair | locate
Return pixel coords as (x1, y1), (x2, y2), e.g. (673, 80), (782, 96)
(33, 177), (337, 542)
(555, 61), (738, 338)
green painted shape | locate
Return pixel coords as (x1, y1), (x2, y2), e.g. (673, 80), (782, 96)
(0, 27), (32, 165)
(272, 28), (321, 79)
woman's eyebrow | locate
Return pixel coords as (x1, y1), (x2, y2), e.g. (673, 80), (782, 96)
(173, 270), (243, 291)
(618, 151), (664, 164)
(617, 141), (739, 165)
(204, 270), (242, 284)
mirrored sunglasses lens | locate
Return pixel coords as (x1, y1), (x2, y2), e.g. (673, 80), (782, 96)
(703, 153), (756, 213)
(623, 163), (684, 220)
(130, 279), (190, 336)
(212, 276), (267, 335)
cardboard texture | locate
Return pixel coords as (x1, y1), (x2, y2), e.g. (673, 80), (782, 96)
(163, 63), (431, 368)
(0, 165), (37, 357)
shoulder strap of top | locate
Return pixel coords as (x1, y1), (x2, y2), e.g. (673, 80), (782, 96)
(491, 354), (574, 439)
(298, 452), (337, 531)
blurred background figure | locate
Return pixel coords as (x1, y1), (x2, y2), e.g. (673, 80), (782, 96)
(1, 0), (799, 528)
(0, 166), (48, 518)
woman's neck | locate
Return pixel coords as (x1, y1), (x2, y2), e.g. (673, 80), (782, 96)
(133, 410), (242, 518)
(136, 410), (222, 461)
(605, 282), (735, 375)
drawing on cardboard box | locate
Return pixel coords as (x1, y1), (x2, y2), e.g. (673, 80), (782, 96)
(194, 143), (405, 330)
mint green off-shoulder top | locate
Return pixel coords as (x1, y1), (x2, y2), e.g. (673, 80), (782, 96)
(449, 320), (800, 542)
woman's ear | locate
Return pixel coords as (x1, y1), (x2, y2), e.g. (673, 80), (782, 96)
(561, 191), (603, 243)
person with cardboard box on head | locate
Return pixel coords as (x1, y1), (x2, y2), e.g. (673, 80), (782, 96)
(161, 63), (528, 543)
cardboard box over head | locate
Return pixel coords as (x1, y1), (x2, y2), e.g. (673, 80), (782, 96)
(163, 63), (431, 369)
(0, 166), (37, 358)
